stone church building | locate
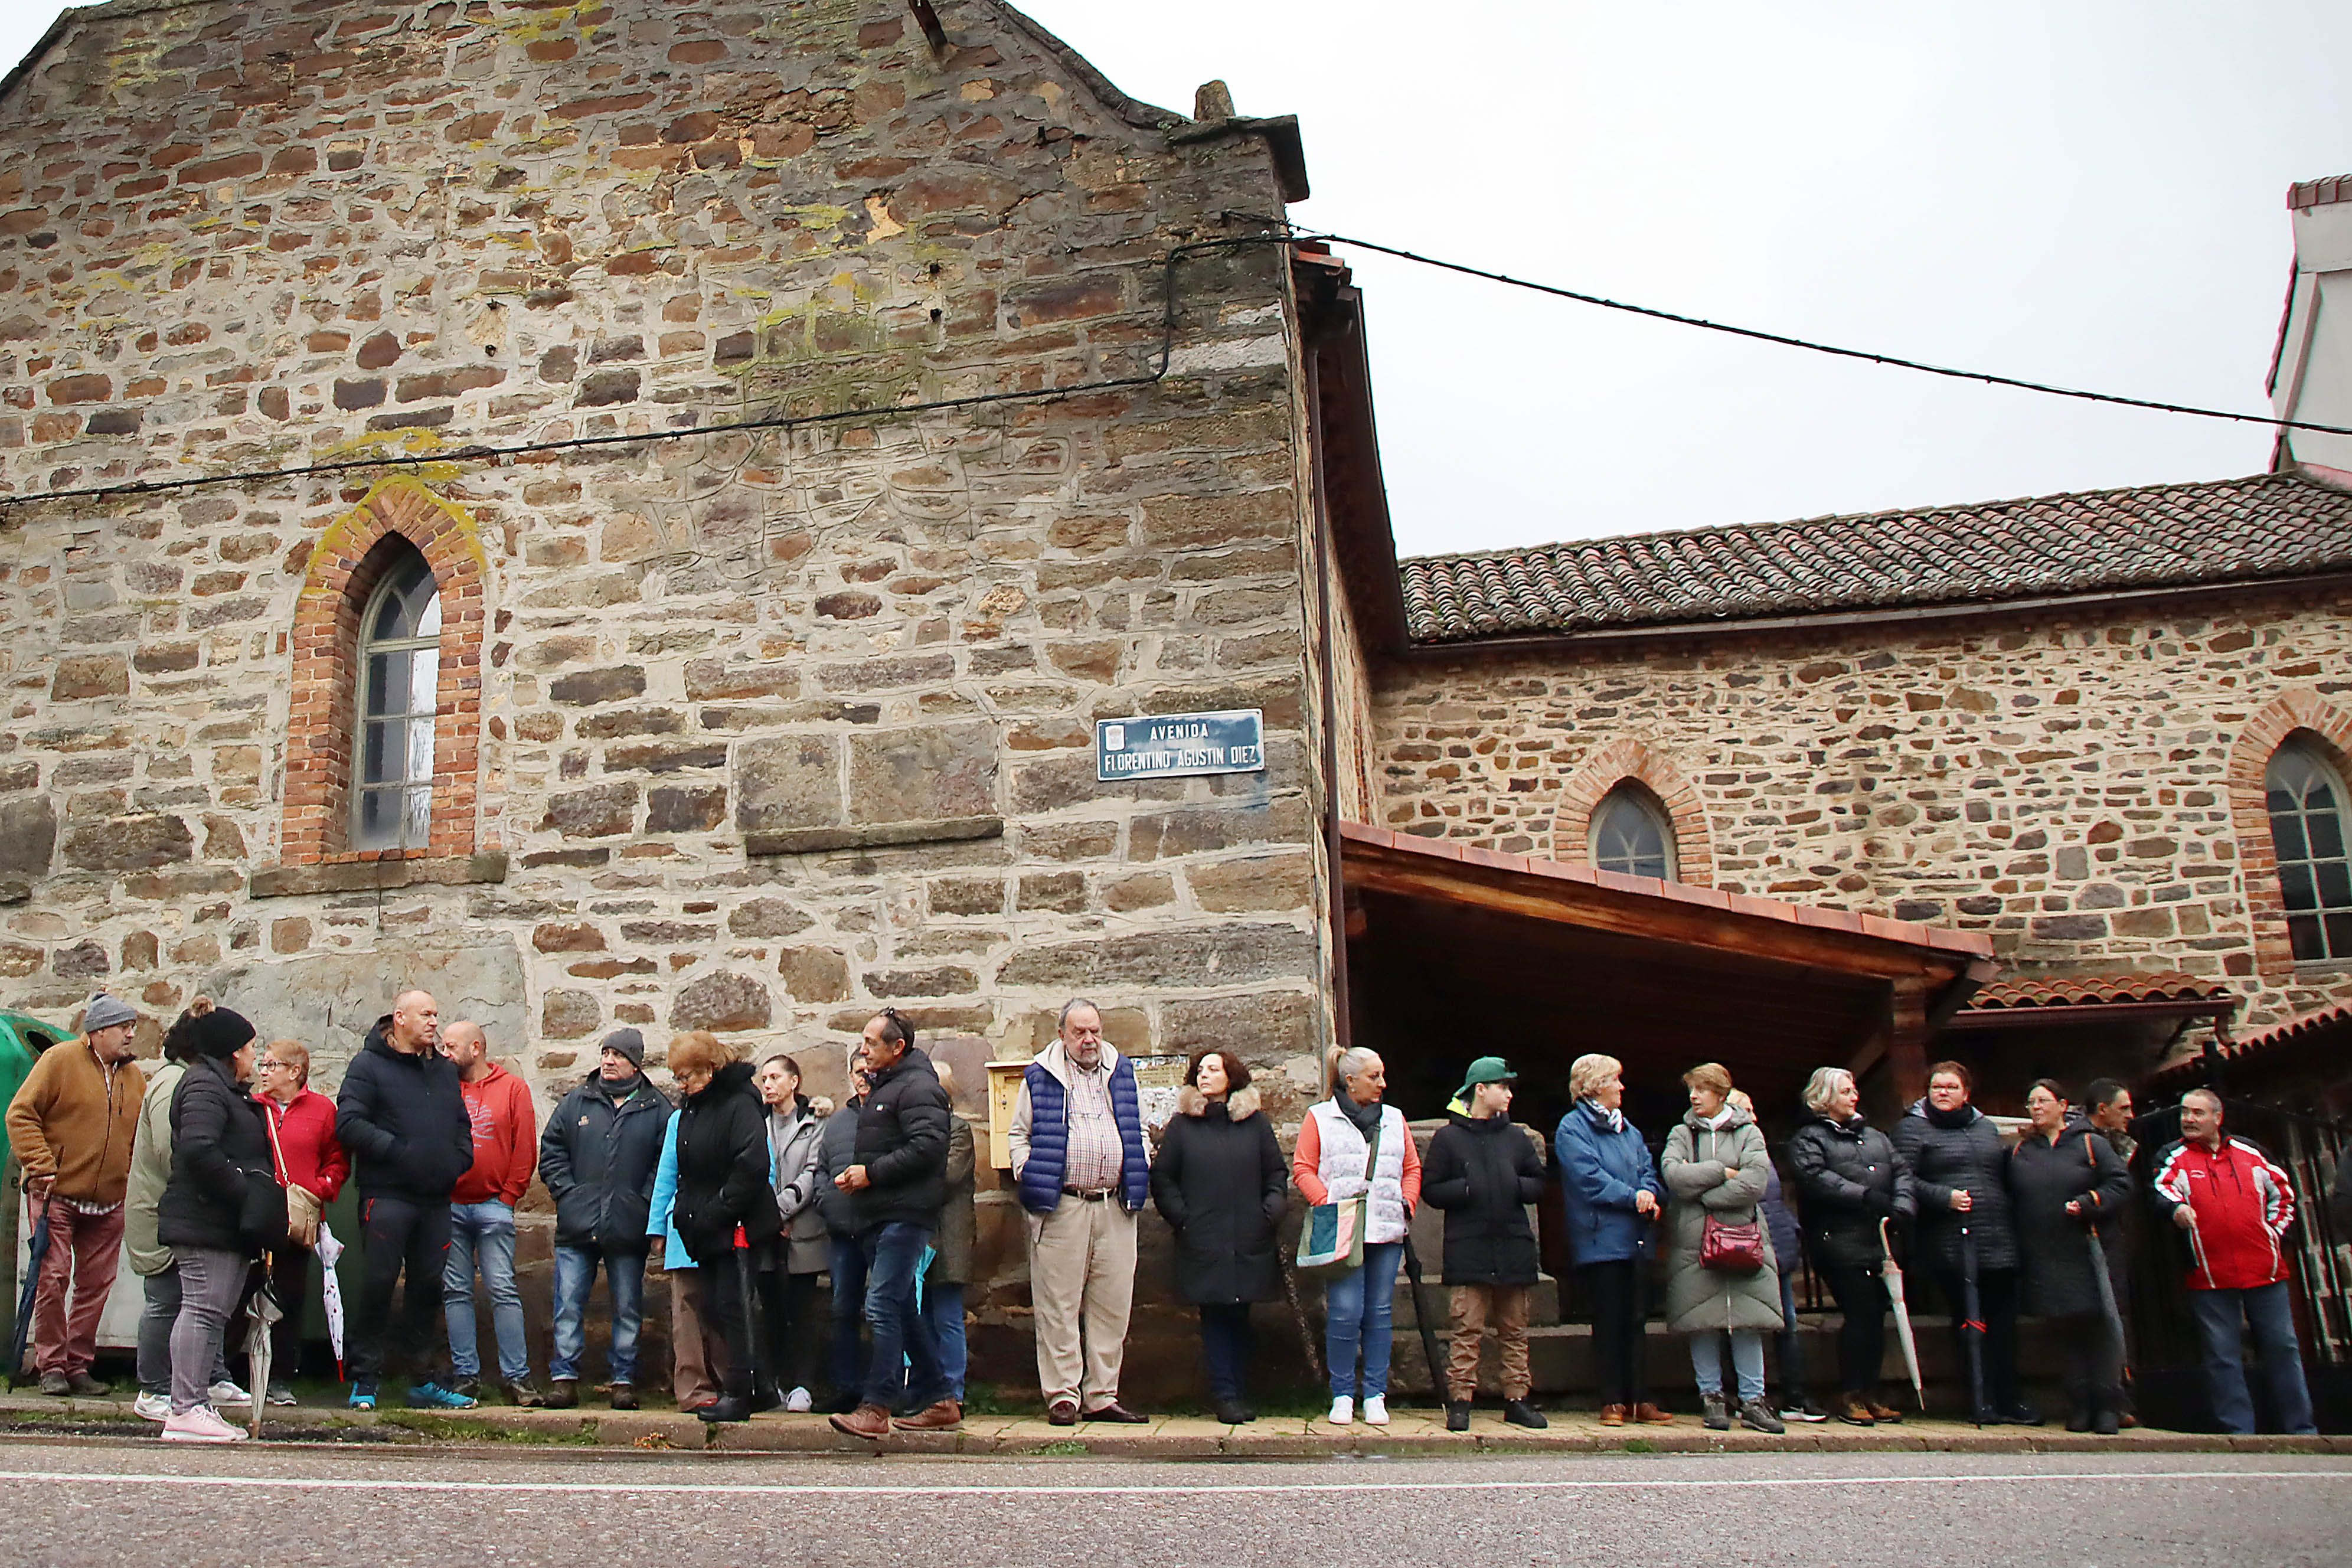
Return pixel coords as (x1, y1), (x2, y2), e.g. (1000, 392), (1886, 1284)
(3, 1), (2348, 1400)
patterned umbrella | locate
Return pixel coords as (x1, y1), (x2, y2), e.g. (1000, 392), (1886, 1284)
(314, 1220), (348, 1378)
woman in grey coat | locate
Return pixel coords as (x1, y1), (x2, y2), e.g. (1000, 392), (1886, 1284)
(1660, 1064), (1785, 1434)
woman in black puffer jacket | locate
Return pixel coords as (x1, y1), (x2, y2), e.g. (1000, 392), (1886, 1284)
(158, 1005), (280, 1441)
(667, 1031), (782, 1425)
(1890, 1060), (2031, 1425)
(1787, 1066), (1915, 1427)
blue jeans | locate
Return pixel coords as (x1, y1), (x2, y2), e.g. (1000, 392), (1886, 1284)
(1324, 1240), (1403, 1400)
(1691, 1329), (1766, 1403)
(830, 1235), (869, 1396)
(925, 1279), (967, 1402)
(2189, 1282), (2317, 1435)
(444, 1201), (530, 1383)
(550, 1246), (646, 1385)
(860, 1223), (941, 1409)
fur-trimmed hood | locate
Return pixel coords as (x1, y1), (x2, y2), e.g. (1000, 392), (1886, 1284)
(1175, 1084), (1260, 1122)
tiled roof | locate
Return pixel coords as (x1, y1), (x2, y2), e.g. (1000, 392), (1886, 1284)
(1398, 471), (2352, 644)
(2146, 1000), (2352, 1086)
(1964, 970), (2230, 1011)
(2290, 174), (2352, 211)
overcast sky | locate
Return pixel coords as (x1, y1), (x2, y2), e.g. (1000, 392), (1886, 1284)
(6, 2), (2350, 556)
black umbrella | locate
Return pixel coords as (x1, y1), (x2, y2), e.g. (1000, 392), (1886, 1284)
(734, 1229), (764, 1407)
(1399, 1231), (1445, 1409)
(1958, 1225), (1988, 1426)
(10, 1206), (50, 1383)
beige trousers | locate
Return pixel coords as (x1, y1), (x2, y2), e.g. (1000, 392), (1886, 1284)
(669, 1269), (719, 1409)
(1446, 1282), (1533, 1402)
(1027, 1194), (1138, 1407)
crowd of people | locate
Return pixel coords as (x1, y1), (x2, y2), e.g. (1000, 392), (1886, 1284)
(2, 988), (2333, 1443)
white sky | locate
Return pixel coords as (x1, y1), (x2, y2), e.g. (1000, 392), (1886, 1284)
(6, 1), (2350, 556)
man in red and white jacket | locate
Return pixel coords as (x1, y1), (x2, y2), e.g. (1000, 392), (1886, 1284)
(2150, 1088), (2315, 1435)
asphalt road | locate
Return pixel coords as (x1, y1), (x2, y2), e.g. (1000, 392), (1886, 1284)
(0, 1443), (2344, 1567)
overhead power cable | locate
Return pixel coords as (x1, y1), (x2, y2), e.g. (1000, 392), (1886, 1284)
(1230, 212), (2352, 442)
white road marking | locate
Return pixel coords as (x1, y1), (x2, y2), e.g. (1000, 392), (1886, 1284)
(0, 1468), (2338, 1499)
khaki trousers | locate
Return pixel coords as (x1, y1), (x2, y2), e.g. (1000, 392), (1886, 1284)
(668, 1269), (719, 1408)
(1446, 1282), (1533, 1402)
(1027, 1194), (1138, 1407)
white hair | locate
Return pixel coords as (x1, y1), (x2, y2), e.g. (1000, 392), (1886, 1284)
(1802, 1067), (1856, 1118)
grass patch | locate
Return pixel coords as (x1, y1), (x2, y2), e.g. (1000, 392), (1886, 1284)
(1027, 1439), (1089, 1456)
(1621, 1438), (1658, 1454)
(376, 1411), (599, 1445)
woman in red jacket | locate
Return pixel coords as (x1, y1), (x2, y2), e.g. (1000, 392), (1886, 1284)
(255, 1040), (348, 1406)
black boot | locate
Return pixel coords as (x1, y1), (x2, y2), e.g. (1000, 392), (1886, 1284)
(1503, 1399), (1548, 1430)
(1446, 1402), (1471, 1432)
(1213, 1396), (1249, 1425)
(697, 1396), (752, 1423)
(2092, 1387), (2121, 1436)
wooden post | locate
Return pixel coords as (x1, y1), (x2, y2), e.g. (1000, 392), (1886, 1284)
(1887, 976), (1930, 1103)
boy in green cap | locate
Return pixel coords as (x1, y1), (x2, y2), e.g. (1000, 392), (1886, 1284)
(1423, 1057), (1548, 1430)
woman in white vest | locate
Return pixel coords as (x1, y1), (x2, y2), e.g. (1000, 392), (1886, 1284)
(1292, 1045), (1422, 1426)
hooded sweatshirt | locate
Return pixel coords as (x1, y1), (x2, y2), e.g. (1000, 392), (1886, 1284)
(452, 1060), (537, 1206)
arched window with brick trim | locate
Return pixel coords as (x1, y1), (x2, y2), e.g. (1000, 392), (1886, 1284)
(2267, 739), (2352, 963)
(1589, 783), (1677, 881)
(352, 543), (442, 851)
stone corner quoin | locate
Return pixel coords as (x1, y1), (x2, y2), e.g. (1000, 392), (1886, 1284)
(0, 0), (1329, 1109)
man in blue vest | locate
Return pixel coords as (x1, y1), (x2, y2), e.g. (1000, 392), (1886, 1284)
(1008, 998), (1151, 1425)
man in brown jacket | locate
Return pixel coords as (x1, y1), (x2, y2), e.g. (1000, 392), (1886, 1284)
(4, 993), (145, 1394)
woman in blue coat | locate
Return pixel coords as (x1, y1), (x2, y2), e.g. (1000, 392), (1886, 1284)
(1554, 1053), (1672, 1426)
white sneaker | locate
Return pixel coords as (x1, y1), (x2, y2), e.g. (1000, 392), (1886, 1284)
(784, 1386), (812, 1413)
(208, 1379), (251, 1407)
(1362, 1395), (1389, 1426)
(1327, 1396), (1354, 1425)
(162, 1406), (248, 1443)
(133, 1391), (170, 1422)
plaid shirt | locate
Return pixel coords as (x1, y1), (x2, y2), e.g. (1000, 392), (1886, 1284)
(1060, 1059), (1123, 1193)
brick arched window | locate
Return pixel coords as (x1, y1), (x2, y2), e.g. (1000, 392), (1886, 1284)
(1554, 739), (1713, 887)
(276, 481), (486, 869)
(1589, 783), (1677, 881)
(2228, 690), (2352, 978)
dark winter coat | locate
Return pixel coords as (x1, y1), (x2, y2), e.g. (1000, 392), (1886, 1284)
(851, 1046), (952, 1234)
(1892, 1100), (2019, 1273)
(929, 1116), (977, 1286)
(539, 1072), (673, 1253)
(1760, 1152), (1802, 1276)
(335, 1018), (473, 1206)
(1788, 1115), (1916, 1272)
(814, 1093), (864, 1239)
(1149, 1086), (1286, 1305)
(671, 1060), (782, 1267)
(158, 1057), (279, 1257)
(1422, 1109), (1545, 1286)
(2008, 1119), (2132, 1319)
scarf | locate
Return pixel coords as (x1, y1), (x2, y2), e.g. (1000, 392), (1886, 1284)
(598, 1070), (643, 1104)
(1925, 1100), (1977, 1131)
(1703, 1104), (1736, 1131)
(1338, 1090), (1384, 1137)
(1582, 1097), (1625, 1134)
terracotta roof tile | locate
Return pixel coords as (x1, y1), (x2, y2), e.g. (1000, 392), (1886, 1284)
(1399, 471), (2352, 643)
(1966, 969), (2230, 1011)
(2146, 999), (2352, 1085)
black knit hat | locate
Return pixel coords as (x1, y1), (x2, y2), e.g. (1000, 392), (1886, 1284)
(191, 1005), (256, 1060)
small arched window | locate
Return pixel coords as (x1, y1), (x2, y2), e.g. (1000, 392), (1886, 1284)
(2268, 741), (2352, 962)
(352, 545), (442, 851)
(1589, 784), (1675, 881)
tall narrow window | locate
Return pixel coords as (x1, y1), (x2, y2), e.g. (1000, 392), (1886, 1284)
(1590, 784), (1675, 881)
(352, 547), (441, 851)
(2268, 741), (2352, 962)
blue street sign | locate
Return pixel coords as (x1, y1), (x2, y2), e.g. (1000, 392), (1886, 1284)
(1095, 708), (1266, 782)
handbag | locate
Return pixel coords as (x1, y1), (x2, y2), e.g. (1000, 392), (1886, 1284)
(1295, 1111), (1381, 1279)
(242, 1097), (292, 1256)
(1697, 1125), (1766, 1273)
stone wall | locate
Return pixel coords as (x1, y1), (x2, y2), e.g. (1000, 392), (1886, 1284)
(1369, 588), (2352, 1034)
(0, 0), (1329, 1122)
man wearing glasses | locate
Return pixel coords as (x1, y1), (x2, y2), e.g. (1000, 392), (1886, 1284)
(254, 1042), (348, 1405)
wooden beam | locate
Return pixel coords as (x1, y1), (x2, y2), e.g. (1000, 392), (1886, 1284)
(1345, 851), (1961, 983)
(1887, 975), (1931, 1103)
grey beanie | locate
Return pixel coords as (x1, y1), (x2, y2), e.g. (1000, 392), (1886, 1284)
(600, 1027), (646, 1068)
(82, 994), (137, 1033)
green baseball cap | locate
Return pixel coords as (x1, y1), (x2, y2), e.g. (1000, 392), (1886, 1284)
(1455, 1056), (1517, 1102)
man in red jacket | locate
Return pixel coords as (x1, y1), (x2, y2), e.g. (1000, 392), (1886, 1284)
(440, 1021), (541, 1405)
(2150, 1088), (2315, 1435)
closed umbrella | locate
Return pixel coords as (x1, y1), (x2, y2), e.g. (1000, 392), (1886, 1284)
(314, 1220), (347, 1379)
(1958, 1225), (1988, 1426)
(241, 1263), (282, 1439)
(2085, 1222), (2126, 1393)
(10, 1203), (50, 1383)
(1399, 1232), (1445, 1408)
(1877, 1218), (1925, 1410)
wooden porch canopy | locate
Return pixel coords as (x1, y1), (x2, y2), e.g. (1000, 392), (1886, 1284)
(1339, 823), (1996, 1111)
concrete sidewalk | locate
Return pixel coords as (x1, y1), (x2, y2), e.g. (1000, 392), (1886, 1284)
(0, 1390), (2342, 1456)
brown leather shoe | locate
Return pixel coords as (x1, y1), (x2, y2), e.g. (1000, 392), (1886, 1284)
(1834, 1394), (1876, 1427)
(1597, 1403), (1628, 1427)
(1866, 1399), (1903, 1425)
(1047, 1399), (1080, 1426)
(1634, 1402), (1676, 1426)
(828, 1402), (891, 1439)
(1082, 1400), (1148, 1424)
(893, 1399), (963, 1431)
